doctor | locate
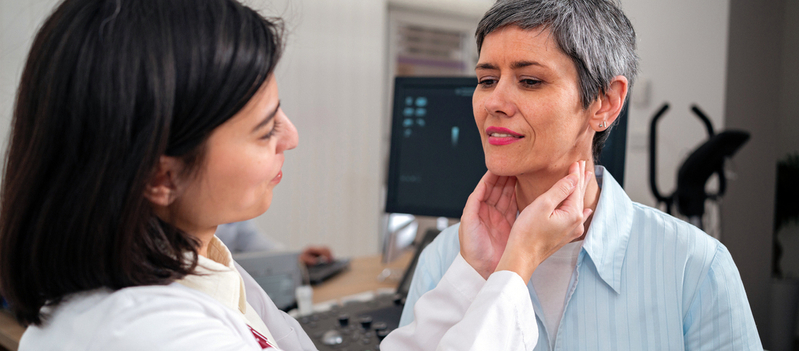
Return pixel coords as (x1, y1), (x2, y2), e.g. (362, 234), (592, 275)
(1, 0), (589, 350)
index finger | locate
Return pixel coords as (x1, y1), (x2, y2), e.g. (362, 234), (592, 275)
(539, 161), (581, 214)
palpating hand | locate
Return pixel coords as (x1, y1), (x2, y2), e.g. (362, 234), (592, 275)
(458, 172), (518, 280)
(495, 160), (593, 283)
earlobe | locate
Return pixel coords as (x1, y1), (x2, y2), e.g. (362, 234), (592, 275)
(143, 156), (182, 207)
(590, 75), (629, 132)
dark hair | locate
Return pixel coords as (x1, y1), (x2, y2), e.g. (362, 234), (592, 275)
(476, 0), (638, 161)
(0, 0), (283, 326)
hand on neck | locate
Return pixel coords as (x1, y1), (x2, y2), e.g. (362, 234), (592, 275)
(514, 161), (601, 239)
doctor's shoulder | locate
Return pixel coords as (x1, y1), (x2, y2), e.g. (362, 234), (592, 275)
(19, 283), (261, 351)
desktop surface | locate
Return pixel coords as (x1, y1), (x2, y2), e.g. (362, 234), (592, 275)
(311, 253), (412, 304)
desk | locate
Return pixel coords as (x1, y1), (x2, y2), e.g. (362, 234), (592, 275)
(312, 252), (412, 304)
(0, 252), (413, 351)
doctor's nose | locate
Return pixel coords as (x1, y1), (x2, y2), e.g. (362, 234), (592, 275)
(278, 114), (299, 152)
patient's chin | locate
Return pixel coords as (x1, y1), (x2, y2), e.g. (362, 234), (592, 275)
(485, 163), (520, 178)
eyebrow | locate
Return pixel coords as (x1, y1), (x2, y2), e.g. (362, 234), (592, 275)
(511, 60), (546, 69)
(475, 61), (547, 70)
(252, 100), (281, 133)
(475, 62), (498, 70)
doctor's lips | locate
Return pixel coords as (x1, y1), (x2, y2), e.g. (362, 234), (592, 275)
(486, 126), (523, 145)
(271, 170), (283, 184)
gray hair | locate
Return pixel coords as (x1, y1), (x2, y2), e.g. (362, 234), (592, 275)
(476, 0), (639, 161)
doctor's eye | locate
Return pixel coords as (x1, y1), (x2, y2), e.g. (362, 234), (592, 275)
(261, 119), (281, 140)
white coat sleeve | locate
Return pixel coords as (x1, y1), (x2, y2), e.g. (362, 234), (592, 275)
(380, 253), (539, 351)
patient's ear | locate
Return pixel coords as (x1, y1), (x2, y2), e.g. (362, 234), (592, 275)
(144, 156), (184, 207)
(589, 75), (628, 132)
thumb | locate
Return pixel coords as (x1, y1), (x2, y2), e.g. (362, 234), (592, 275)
(539, 173), (578, 212)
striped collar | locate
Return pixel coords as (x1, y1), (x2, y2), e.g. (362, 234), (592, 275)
(580, 166), (634, 294)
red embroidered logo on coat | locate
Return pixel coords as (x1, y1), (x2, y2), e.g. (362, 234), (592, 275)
(248, 325), (276, 349)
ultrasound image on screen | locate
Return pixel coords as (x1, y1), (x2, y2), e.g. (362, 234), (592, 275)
(385, 77), (487, 219)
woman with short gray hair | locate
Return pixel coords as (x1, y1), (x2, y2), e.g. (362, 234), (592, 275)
(400, 0), (762, 349)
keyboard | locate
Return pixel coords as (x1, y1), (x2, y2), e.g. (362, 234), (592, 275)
(300, 228), (442, 350)
(297, 293), (403, 350)
(307, 258), (351, 285)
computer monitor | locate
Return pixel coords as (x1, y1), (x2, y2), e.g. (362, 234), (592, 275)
(385, 77), (486, 219)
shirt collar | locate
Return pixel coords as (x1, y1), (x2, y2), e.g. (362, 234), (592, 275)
(580, 166), (634, 294)
(176, 236), (248, 314)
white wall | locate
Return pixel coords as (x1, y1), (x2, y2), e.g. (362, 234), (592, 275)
(621, 0), (730, 211)
(245, 0), (388, 257)
(0, 0), (60, 154)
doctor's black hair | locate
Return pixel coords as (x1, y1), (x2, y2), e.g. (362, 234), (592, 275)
(0, 0), (283, 326)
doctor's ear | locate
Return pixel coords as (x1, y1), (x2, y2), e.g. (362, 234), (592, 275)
(144, 156), (185, 207)
(590, 75), (628, 132)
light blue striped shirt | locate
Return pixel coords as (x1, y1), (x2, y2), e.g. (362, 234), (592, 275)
(399, 167), (762, 350)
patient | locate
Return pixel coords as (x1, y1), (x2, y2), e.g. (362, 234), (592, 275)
(400, 0), (762, 349)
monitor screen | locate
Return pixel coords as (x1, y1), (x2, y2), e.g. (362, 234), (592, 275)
(384, 77), (628, 219)
(385, 77), (485, 219)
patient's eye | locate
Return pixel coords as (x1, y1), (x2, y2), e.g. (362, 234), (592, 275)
(520, 78), (542, 88)
(478, 78), (497, 88)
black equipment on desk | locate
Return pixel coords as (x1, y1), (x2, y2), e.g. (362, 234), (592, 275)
(297, 228), (441, 351)
(307, 258), (352, 285)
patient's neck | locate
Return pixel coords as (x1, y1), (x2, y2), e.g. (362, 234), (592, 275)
(515, 164), (601, 240)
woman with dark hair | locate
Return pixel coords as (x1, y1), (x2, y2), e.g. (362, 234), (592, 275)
(0, 0), (591, 349)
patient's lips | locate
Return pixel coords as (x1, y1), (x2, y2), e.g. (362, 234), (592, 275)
(486, 126), (523, 145)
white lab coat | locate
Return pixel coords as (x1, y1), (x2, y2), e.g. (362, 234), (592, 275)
(383, 253), (539, 351)
(20, 253), (537, 350)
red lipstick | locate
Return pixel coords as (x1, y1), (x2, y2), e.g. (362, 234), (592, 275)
(486, 127), (523, 146)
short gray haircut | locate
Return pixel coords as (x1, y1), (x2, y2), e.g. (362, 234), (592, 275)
(476, 0), (639, 161)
